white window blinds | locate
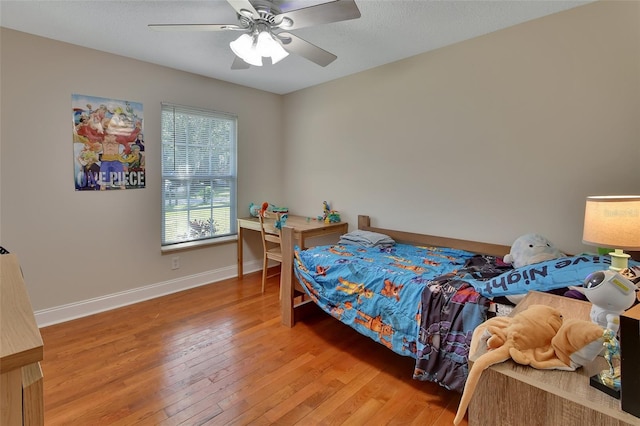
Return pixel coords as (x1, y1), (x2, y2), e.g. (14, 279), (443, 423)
(161, 103), (237, 246)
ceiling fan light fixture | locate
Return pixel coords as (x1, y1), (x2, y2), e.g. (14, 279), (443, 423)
(229, 33), (263, 66)
(150, 0), (362, 69)
(256, 31), (289, 64)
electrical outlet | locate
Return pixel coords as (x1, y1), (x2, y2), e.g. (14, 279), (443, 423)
(171, 256), (180, 270)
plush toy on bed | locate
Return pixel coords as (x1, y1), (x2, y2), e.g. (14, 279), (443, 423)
(453, 304), (605, 425)
(503, 233), (565, 268)
(500, 233), (566, 304)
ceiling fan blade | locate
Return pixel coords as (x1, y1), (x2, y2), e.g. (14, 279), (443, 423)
(279, 32), (337, 67)
(276, 0), (360, 31)
(231, 56), (251, 69)
(226, 0), (260, 19)
(148, 24), (240, 31)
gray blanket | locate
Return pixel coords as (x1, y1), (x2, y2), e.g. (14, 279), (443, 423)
(338, 230), (395, 248)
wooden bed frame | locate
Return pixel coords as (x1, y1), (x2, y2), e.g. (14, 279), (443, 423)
(279, 214), (513, 327)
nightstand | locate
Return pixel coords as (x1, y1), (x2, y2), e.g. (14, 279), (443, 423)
(468, 291), (640, 426)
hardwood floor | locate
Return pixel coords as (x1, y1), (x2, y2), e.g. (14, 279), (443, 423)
(40, 271), (467, 425)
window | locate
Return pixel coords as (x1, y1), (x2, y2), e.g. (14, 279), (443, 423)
(161, 103), (237, 246)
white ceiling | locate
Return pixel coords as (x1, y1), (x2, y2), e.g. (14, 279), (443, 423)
(0, 0), (593, 95)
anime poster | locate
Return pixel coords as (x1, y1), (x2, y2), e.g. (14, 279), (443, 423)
(72, 94), (145, 191)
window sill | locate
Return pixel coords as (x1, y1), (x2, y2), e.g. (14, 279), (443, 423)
(161, 234), (238, 253)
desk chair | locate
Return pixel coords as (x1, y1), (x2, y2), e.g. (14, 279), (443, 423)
(258, 211), (284, 296)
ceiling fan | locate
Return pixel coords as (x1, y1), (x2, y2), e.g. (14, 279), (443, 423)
(149, 0), (361, 69)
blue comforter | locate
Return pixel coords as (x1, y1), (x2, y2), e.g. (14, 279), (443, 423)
(294, 243), (493, 392)
(294, 243), (639, 393)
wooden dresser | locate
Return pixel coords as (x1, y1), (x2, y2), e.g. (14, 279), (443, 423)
(468, 291), (640, 426)
(1, 254), (44, 425)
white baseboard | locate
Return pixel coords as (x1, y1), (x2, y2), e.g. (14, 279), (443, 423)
(35, 260), (262, 328)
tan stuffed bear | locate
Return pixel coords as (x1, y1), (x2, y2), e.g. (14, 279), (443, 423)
(453, 305), (604, 425)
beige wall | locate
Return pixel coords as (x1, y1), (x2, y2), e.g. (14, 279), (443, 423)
(0, 29), (284, 319)
(1, 0), (638, 323)
(283, 0), (639, 255)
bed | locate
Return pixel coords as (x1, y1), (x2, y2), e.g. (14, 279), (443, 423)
(279, 214), (640, 393)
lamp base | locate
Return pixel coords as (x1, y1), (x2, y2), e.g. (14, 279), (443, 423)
(609, 248), (630, 272)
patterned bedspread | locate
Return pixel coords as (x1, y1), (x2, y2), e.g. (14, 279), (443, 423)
(294, 243), (502, 392)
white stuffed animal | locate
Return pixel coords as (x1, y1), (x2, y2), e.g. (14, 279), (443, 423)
(504, 233), (565, 268)
(502, 233), (565, 304)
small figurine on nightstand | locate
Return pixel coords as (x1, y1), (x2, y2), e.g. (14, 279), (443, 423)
(597, 329), (621, 392)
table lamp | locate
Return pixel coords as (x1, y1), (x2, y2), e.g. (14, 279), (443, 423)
(582, 195), (640, 272)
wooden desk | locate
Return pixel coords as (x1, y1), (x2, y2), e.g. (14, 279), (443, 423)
(237, 215), (347, 327)
(468, 292), (640, 426)
(236, 215), (348, 277)
(1, 254), (44, 426)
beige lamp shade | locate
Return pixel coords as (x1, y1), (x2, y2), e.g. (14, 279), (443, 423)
(582, 195), (640, 250)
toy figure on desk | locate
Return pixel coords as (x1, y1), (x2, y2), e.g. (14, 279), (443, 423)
(274, 213), (288, 230)
(249, 202), (260, 217)
(259, 202), (270, 218)
(250, 202), (288, 218)
(318, 201), (341, 223)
